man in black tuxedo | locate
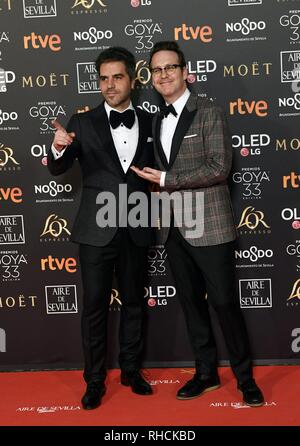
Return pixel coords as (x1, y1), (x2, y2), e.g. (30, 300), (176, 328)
(48, 47), (153, 410)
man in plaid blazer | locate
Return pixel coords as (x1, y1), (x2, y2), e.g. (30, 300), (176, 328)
(131, 41), (264, 407)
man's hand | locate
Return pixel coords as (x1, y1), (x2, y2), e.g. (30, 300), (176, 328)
(131, 166), (162, 185)
(52, 120), (75, 152)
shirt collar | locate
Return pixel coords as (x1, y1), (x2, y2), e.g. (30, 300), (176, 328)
(104, 101), (135, 118)
(166, 88), (190, 117)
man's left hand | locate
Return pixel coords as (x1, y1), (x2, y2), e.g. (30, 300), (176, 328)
(131, 166), (162, 185)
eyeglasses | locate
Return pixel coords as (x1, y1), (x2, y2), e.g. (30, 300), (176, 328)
(150, 64), (183, 77)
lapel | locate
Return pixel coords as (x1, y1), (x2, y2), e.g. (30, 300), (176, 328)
(90, 102), (126, 178)
(153, 113), (169, 170)
(126, 108), (145, 176)
(168, 94), (198, 169)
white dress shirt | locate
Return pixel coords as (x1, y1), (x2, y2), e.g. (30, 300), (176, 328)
(159, 88), (191, 186)
(51, 101), (139, 174)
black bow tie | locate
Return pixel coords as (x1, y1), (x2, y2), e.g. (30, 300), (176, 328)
(109, 109), (135, 129)
(160, 104), (178, 118)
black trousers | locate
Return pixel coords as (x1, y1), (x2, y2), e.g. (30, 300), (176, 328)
(166, 226), (253, 385)
(79, 229), (147, 384)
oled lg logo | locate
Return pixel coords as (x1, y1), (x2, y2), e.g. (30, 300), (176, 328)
(145, 286), (176, 307)
(232, 133), (270, 157)
(131, 0), (151, 7)
(0, 68), (16, 93)
(186, 60), (217, 83)
(281, 208), (300, 230)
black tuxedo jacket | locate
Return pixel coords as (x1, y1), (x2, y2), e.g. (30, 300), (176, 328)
(47, 103), (154, 247)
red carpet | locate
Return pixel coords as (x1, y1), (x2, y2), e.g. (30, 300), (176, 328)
(0, 366), (299, 426)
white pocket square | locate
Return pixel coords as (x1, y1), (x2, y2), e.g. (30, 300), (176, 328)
(184, 134), (198, 139)
(147, 137), (153, 142)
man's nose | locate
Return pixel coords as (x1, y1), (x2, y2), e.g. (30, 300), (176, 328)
(107, 77), (115, 88)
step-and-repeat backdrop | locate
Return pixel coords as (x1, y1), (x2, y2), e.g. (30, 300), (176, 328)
(0, 0), (299, 371)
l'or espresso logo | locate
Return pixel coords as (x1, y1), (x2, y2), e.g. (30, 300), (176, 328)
(232, 167), (270, 199)
(145, 285), (176, 307)
(71, 0), (107, 15)
(287, 279), (300, 307)
(0, 186), (22, 203)
(22, 72), (69, 88)
(232, 133), (270, 157)
(0, 215), (25, 245)
(23, 0), (57, 18)
(77, 62), (99, 94)
(109, 288), (122, 312)
(23, 32), (61, 52)
(286, 241), (300, 272)
(0, 294), (37, 309)
(40, 214), (71, 242)
(41, 255), (77, 273)
(280, 11), (300, 45)
(283, 172), (300, 189)
(29, 101), (66, 134)
(237, 206), (271, 234)
(224, 62), (272, 78)
(148, 246), (167, 276)
(174, 23), (212, 43)
(125, 19), (163, 53)
(229, 98), (268, 116)
(239, 279), (272, 308)
(276, 137), (300, 152)
(0, 250), (28, 282)
(0, 143), (20, 171)
(45, 285), (77, 314)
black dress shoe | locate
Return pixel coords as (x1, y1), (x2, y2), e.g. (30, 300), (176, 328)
(81, 381), (106, 410)
(177, 374), (220, 400)
(238, 379), (264, 407)
(121, 370), (153, 395)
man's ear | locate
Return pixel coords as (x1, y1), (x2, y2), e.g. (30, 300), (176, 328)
(131, 79), (136, 90)
(182, 66), (188, 81)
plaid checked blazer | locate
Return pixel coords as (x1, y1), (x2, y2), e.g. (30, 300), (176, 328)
(153, 93), (237, 247)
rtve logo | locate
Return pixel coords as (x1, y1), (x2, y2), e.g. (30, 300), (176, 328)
(0, 187), (22, 203)
(23, 32), (61, 52)
(174, 24), (212, 42)
(41, 256), (77, 273)
(283, 172), (300, 189)
(229, 98), (268, 117)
